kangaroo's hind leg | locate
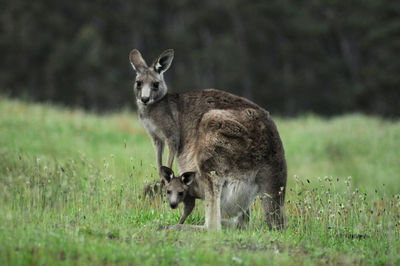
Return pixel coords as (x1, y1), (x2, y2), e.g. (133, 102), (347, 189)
(201, 171), (224, 231)
(256, 166), (287, 230)
(237, 208), (251, 229)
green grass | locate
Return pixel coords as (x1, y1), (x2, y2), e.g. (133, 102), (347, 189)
(0, 97), (399, 265)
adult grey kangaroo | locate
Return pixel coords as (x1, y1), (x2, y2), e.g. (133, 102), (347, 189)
(129, 49), (287, 230)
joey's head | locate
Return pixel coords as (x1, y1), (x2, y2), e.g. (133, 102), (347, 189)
(129, 49), (174, 106)
(160, 166), (195, 209)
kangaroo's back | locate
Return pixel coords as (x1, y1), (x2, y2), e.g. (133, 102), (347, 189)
(175, 89), (271, 150)
(172, 89), (283, 172)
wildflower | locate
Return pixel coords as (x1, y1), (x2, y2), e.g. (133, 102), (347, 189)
(232, 257), (243, 264)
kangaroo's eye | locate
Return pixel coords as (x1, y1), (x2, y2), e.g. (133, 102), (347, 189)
(152, 82), (159, 90)
(178, 191), (184, 196)
(136, 81), (143, 88)
(167, 190), (171, 195)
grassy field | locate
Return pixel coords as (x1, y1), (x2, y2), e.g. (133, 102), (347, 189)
(0, 97), (399, 265)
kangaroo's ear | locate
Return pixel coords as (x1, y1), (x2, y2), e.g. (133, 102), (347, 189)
(160, 166), (174, 183)
(181, 172), (195, 186)
(152, 49), (174, 74)
(129, 49), (148, 72)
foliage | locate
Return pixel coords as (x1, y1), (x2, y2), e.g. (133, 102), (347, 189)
(1, 1), (399, 116)
(1, 98), (399, 264)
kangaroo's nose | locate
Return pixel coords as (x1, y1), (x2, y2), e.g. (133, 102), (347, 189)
(141, 97), (150, 104)
(170, 203), (178, 209)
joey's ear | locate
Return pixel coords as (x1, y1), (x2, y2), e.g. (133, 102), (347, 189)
(181, 172), (195, 186)
(152, 49), (174, 74)
(160, 166), (174, 183)
(129, 49), (148, 72)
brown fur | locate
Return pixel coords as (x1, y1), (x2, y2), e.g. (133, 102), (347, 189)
(130, 49), (287, 230)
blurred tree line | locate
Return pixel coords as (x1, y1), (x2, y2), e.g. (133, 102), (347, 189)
(1, 0), (399, 116)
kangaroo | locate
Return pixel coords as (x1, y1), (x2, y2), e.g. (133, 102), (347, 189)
(129, 49), (287, 230)
(160, 166), (198, 224)
(160, 166), (251, 228)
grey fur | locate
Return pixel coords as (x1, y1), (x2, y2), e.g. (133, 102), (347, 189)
(129, 49), (287, 230)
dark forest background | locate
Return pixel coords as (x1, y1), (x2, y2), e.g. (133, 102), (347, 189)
(1, 0), (399, 116)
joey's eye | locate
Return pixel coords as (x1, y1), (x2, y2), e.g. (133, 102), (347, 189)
(152, 82), (159, 90)
(136, 81), (143, 88)
(167, 190), (171, 195)
(178, 191), (184, 197)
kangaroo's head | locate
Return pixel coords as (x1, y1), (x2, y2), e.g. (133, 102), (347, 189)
(160, 166), (195, 209)
(129, 49), (174, 106)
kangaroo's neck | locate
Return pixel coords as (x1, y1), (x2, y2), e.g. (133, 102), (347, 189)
(137, 93), (180, 143)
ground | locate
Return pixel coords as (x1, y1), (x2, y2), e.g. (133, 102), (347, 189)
(0, 97), (399, 265)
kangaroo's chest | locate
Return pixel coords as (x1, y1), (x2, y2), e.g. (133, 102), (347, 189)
(140, 116), (165, 139)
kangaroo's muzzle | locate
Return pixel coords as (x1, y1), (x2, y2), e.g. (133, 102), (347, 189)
(141, 97), (150, 104)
